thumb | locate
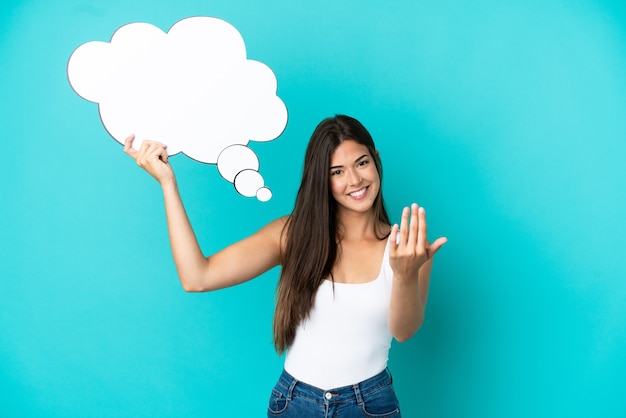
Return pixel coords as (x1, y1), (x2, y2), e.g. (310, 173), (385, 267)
(124, 134), (138, 159)
(427, 237), (448, 258)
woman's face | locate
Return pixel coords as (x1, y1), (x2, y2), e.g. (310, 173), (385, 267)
(329, 139), (380, 215)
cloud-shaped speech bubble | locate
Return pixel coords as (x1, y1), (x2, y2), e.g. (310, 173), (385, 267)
(67, 16), (287, 201)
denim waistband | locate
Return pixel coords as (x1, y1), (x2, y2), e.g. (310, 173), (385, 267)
(276, 368), (393, 404)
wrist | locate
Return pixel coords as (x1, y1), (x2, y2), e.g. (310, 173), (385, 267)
(160, 176), (178, 192)
(393, 274), (419, 286)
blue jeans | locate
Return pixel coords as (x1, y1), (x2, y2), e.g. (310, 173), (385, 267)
(267, 368), (401, 417)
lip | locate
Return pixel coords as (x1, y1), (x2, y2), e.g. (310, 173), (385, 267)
(347, 186), (369, 200)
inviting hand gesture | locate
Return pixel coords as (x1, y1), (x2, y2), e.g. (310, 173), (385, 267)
(389, 203), (447, 282)
(124, 134), (174, 185)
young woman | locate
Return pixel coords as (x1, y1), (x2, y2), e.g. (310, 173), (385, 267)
(124, 115), (446, 417)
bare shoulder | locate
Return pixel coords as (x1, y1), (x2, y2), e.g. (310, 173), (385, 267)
(265, 215), (290, 230)
(260, 215), (289, 237)
(251, 215), (290, 251)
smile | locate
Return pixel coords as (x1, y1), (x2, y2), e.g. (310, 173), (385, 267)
(348, 187), (368, 199)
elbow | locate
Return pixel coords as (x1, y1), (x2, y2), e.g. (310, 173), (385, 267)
(391, 319), (424, 343)
(182, 283), (203, 293)
(393, 330), (416, 343)
(179, 275), (207, 293)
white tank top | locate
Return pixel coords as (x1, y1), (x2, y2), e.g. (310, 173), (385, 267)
(284, 238), (393, 390)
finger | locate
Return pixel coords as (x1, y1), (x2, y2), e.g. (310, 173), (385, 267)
(408, 203), (419, 249)
(389, 223), (399, 255)
(124, 134), (138, 158)
(139, 138), (152, 156)
(137, 141), (151, 165)
(417, 206), (427, 252)
(399, 206), (410, 246)
(159, 144), (169, 163)
(427, 237), (448, 258)
(146, 142), (166, 164)
(140, 140), (166, 155)
(138, 141), (159, 167)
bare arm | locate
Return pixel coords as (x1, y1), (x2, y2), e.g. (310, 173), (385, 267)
(388, 204), (447, 341)
(124, 135), (284, 292)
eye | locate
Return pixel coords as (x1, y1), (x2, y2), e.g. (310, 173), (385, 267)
(330, 169), (343, 176)
(358, 159), (369, 167)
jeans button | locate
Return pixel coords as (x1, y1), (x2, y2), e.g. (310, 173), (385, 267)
(324, 392), (332, 400)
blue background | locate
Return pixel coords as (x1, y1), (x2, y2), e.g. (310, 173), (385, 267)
(1, 0), (625, 416)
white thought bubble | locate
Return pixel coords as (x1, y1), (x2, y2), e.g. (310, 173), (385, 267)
(67, 16), (287, 201)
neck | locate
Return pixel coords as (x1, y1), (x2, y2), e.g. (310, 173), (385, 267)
(336, 209), (383, 242)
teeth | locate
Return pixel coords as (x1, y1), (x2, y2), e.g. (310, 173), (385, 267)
(350, 188), (366, 197)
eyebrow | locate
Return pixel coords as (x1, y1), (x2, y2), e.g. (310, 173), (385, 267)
(329, 154), (369, 170)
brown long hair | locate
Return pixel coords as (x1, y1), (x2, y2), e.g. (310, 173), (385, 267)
(273, 115), (390, 353)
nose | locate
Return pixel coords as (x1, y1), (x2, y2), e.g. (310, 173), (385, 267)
(347, 168), (362, 186)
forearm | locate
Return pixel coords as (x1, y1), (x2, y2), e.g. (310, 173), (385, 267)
(161, 178), (208, 291)
(388, 259), (433, 341)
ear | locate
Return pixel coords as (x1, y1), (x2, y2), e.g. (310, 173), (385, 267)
(375, 150), (380, 156)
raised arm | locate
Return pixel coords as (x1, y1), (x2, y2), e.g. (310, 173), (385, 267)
(388, 203), (447, 341)
(124, 135), (284, 292)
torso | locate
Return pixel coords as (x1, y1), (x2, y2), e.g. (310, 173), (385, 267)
(331, 236), (389, 284)
(284, 236), (394, 390)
